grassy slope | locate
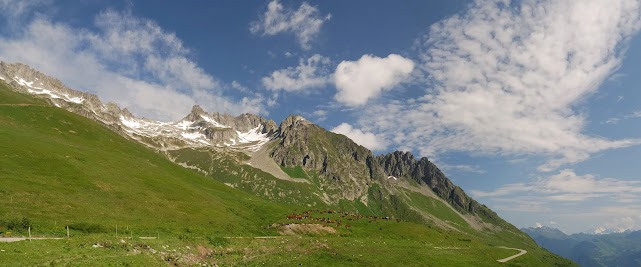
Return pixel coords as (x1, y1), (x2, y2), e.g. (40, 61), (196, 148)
(0, 85), (286, 236)
(0, 83), (575, 266)
(166, 148), (326, 207)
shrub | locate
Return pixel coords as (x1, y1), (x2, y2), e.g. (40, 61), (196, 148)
(207, 236), (229, 247)
(1, 217), (32, 231)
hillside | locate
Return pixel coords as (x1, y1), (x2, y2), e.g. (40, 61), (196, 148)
(0, 66), (575, 266)
(523, 227), (641, 267)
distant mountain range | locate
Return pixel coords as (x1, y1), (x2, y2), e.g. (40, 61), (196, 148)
(522, 226), (641, 267)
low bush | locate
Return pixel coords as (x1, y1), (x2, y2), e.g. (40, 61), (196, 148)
(0, 217), (32, 231)
(207, 236), (229, 247)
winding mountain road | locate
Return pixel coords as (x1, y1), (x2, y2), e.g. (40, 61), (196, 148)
(496, 246), (527, 263)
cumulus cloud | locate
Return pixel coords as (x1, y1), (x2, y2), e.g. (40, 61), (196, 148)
(250, 0), (330, 50)
(0, 10), (263, 121)
(359, 0), (641, 171)
(472, 169), (641, 202)
(334, 54), (414, 107)
(331, 123), (387, 151)
(262, 54), (331, 92)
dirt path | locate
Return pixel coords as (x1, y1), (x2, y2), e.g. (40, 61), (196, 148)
(0, 237), (64, 242)
(496, 246), (527, 263)
(0, 237), (26, 242)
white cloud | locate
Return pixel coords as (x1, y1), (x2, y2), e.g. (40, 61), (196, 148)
(331, 123), (387, 151)
(250, 0), (330, 50)
(602, 111), (641, 124)
(262, 54), (331, 92)
(472, 169), (641, 202)
(0, 0), (50, 21)
(230, 80), (249, 93)
(490, 198), (550, 213)
(334, 54), (414, 107)
(438, 163), (486, 174)
(311, 109), (327, 122)
(0, 10), (263, 121)
(359, 0), (641, 171)
(535, 222), (543, 228)
(596, 215), (641, 232)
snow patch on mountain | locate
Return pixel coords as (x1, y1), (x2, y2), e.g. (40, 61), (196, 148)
(175, 120), (194, 130)
(14, 76), (85, 104)
(6, 69), (274, 154)
(590, 226), (629, 235)
(237, 126), (269, 143)
(235, 125), (271, 151)
(200, 115), (230, 128)
(117, 114), (271, 151)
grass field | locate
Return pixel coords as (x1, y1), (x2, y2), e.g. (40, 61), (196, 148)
(0, 82), (576, 266)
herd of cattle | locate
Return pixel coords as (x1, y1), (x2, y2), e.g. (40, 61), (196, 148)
(286, 210), (402, 229)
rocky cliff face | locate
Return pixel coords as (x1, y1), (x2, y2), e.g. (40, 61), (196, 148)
(271, 115), (374, 202)
(267, 124), (507, 226)
(375, 151), (479, 215)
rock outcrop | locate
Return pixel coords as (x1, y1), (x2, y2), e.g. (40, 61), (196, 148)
(270, 115), (374, 202)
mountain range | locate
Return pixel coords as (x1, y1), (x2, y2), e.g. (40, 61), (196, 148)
(523, 226), (641, 267)
(0, 61), (575, 266)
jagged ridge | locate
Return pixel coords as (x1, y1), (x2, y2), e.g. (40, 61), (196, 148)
(1, 60), (512, 232)
(0, 61), (279, 153)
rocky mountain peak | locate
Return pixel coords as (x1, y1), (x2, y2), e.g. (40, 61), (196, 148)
(120, 108), (134, 118)
(279, 115), (312, 137)
(190, 104), (206, 116)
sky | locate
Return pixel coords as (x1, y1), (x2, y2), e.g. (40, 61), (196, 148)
(1, 0), (640, 234)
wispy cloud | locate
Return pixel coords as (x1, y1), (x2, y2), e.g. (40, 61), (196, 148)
(311, 109), (327, 122)
(602, 111), (641, 124)
(438, 163), (486, 174)
(262, 54), (331, 92)
(491, 198), (551, 213)
(358, 0), (641, 171)
(0, 0), (51, 25)
(472, 169), (641, 202)
(250, 0), (330, 50)
(0, 10), (264, 121)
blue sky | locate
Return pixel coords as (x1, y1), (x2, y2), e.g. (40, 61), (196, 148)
(1, 0), (640, 233)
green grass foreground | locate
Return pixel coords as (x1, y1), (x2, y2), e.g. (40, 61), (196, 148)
(0, 83), (575, 266)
